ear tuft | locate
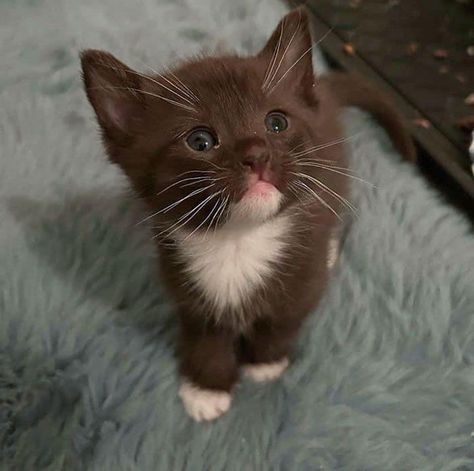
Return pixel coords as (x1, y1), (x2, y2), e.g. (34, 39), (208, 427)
(80, 49), (145, 140)
(259, 7), (314, 94)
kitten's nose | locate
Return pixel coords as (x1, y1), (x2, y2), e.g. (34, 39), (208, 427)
(242, 144), (270, 175)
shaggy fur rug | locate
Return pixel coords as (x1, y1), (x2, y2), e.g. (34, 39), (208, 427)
(1, 0), (474, 469)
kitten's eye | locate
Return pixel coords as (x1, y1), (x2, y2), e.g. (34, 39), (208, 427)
(186, 128), (217, 152)
(265, 112), (288, 133)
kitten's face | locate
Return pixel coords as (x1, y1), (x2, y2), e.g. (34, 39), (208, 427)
(82, 8), (337, 237)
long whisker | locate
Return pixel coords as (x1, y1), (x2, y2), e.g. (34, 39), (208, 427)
(166, 68), (200, 103)
(183, 194), (223, 241)
(267, 27), (333, 95)
(213, 194), (230, 232)
(294, 171), (353, 209)
(186, 157), (226, 172)
(156, 175), (214, 196)
(287, 182), (307, 207)
(293, 180), (342, 221)
(264, 12), (301, 92)
(152, 71), (198, 106)
(155, 171), (215, 196)
(291, 134), (360, 158)
(135, 58), (199, 103)
(296, 162), (376, 187)
(288, 141), (309, 155)
(180, 176), (225, 188)
(160, 191), (222, 239)
(206, 196), (225, 236)
(295, 159), (354, 169)
(154, 194), (212, 239)
(139, 183), (216, 230)
(160, 183), (215, 214)
(95, 62), (196, 108)
(262, 18), (285, 91)
(88, 86), (195, 112)
(292, 171), (357, 214)
(135, 175), (217, 226)
(177, 169), (217, 175)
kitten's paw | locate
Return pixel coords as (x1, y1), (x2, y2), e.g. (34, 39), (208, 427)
(243, 357), (289, 382)
(179, 381), (232, 422)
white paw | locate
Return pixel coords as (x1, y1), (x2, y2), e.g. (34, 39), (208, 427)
(179, 381), (232, 422)
(243, 357), (289, 382)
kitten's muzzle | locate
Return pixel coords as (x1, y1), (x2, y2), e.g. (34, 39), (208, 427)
(242, 144), (274, 183)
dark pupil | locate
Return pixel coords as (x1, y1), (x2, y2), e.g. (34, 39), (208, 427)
(266, 113), (287, 133)
(188, 131), (214, 152)
(271, 117), (283, 132)
(194, 135), (209, 151)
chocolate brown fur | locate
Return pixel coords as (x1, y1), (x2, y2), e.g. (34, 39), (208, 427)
(81, 8), (414, 410)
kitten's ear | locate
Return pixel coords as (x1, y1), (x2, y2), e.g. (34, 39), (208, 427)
(259, 7), (314, 92)
(80, 49), (145, 141)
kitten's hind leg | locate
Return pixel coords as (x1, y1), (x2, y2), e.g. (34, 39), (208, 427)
(239, 318), (300, 383)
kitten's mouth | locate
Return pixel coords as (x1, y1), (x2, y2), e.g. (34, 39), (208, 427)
(230, 170), (282, 223)
(245, 172), (277, 198)
(243, 161), (281, 196)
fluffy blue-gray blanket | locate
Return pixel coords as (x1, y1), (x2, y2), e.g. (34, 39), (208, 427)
(1, 0), (474, 469)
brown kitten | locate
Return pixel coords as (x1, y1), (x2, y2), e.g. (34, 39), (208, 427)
(81, 7), (414, 422)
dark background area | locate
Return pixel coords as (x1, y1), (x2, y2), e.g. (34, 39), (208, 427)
(302, 0), (474, 219)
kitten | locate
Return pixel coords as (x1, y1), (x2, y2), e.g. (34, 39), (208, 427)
(81, 7), (415, 422)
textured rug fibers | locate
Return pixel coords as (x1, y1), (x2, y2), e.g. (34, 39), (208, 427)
(1, 0), (474, 469)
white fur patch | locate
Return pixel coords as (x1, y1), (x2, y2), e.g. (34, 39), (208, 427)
(327, 236), (340, 270)
(179, 381), (232, 422)
(243, 357), (289, 382)
(176, 214), (291, 313)
(231, 187), (283, 223)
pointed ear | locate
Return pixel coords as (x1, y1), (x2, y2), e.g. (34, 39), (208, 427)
(80, 49), (145, 142)
(259, 7), (315, 93)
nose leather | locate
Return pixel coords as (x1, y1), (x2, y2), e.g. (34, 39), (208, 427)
(241, 141), (270, 175)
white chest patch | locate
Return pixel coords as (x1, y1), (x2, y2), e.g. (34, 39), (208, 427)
(175, 215), (291, 312)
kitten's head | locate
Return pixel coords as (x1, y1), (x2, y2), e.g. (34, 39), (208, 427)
(82, 8), (337, 237)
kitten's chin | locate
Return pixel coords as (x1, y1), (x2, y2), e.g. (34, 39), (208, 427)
(230, 182), (282, 224)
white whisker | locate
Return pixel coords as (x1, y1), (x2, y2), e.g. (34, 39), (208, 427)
(186, 158), (225, 171)
(213, 194), (229, 232)
(159, 183), (215, 215)
(288, 141), (308, 155)
(264, 12), (301, 92)
(152, 72), (198, 106)
(156, 176), (213, 196)
(183, 194), (223, 241)
(287, 182), (307, 207)
(262, 18), (285, 91)
(161, 191), (221, 239)
(88, 86), (195, 112)
(296, 162), (375, 187)
(293, 180), (342, 221)
(96, 62), (196, 108)
(166, 68), (200, 103)
(267, 27), (333, 95)
(292, 171), (357, 214)
(206, 197), (225, 236)
(296, 159), (350, 168)
(292, 133), (362, 158)
(180, 176), (225, 188)
(136, 176), (216, 225)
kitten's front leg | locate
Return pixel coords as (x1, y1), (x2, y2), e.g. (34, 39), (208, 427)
(178, 316), (239, 421)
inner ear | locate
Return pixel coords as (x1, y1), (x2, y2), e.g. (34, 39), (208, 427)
(259, 7), (314, 94)
(81, 49), (146, 141)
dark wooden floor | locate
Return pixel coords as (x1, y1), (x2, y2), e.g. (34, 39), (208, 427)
(300, 0), (474, 221)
